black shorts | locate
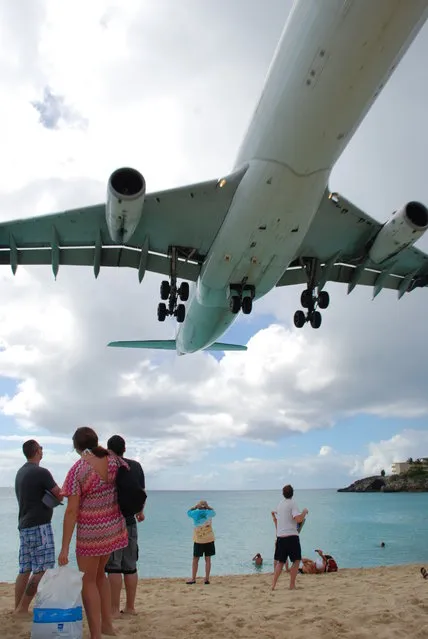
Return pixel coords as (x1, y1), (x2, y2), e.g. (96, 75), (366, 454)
(274, 535), (301, 564)
(105, 523), (139, 575)
(193, 541), (215, 558)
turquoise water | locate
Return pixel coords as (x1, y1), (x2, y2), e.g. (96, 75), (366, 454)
(1, 488), (428, 582)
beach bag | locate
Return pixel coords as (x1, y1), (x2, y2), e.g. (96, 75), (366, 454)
(325, 555), (338, 572)
(116, 464), (147, 517)
(31, 566), (83, 639)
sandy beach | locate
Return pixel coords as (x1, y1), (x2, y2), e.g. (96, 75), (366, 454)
(1, 564), (427, 638)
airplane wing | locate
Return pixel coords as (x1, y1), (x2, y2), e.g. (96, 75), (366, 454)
(0, 166), (247, 282)
(276, 190), (428, 299)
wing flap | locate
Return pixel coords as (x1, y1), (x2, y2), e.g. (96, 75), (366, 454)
(0, 247), (200, 281)
(277, 263), (403, 291)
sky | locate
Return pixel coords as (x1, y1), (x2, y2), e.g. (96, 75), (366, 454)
(0, 0), (428, 490)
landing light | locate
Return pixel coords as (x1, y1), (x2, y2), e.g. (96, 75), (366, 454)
(218, 178), (227, 188)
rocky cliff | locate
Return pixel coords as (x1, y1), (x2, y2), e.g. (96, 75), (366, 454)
(338, 474), (428, 492)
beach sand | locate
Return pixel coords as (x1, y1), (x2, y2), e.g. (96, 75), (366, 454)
(1, 564), (427, 638)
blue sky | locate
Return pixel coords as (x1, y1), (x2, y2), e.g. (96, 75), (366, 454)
(0, 1), (428, 490)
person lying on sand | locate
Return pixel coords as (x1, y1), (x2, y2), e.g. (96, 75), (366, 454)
(299, 550), (338, 574)
(421, 567), (428, 579)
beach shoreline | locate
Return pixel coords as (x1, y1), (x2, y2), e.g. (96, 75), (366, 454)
(1, 563), (427, 638)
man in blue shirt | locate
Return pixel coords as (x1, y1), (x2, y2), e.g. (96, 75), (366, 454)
(14, 439), (62, 615)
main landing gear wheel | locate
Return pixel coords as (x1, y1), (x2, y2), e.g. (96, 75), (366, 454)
(176, 304), (186, 323)
(294, 310), (306, 328)
(318, 291), (330, 309)
(157, 302), (167, 322)
(310, 311), (322, 329)
(160, 280), (170, 300)
(178, 282), (190, 302)
(156, 247), (190, 323)
(294, 286), (330, 329)
(300, 289), (312, 308)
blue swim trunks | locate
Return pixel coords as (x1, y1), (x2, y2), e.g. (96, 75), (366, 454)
(19, 523), (55, 574)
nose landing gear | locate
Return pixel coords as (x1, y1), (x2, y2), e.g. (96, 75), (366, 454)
(229, 284), (255, 315)
(157, 247), (190, 323)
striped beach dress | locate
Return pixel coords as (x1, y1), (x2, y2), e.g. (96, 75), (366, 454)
(62, 454), (128, 557)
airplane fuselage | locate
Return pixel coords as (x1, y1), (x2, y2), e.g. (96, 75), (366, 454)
(176, 0), (428, 354)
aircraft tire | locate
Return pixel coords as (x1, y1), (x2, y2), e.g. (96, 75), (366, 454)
(157, 302), (167, 321)
(229, 295), (241, 314)
(300, 289), (312, 308)
(176, 304), (186, 323)
(294, 310), (306, 328)
(310, 311), (322, 329)
(179, 282), (190, 301)
(318, 291), (330, 309)
(241, 296), (253, 314)
(160, 281), (170, 300)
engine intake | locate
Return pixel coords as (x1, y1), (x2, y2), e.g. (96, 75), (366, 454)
(368, 201), (428, 264)
(106, 167), (146, 243)
(405, 201), (428, 228)
(110, 167), (145, 198)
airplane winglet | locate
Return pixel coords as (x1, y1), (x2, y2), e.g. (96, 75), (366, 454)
(107, 339), (247, 352)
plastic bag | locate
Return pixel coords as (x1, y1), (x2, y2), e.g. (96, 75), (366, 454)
(31, 565), (83, 639)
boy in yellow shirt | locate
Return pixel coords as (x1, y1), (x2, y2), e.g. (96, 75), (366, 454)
(186, 500), (216, 585)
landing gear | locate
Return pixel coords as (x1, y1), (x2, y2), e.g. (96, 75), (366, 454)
(294, 287), (328, 329)
(228, 284), (255, 315)
(293, 257), (331, 329)
(157, 247), (190, 323)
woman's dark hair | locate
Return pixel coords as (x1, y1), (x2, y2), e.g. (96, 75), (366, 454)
(282, 484), (294, 499)
(72, 427), (108, 458)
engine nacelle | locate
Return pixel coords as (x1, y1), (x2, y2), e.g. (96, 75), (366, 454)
(106, 167), (146, 243)
(368, 201), (428, 264)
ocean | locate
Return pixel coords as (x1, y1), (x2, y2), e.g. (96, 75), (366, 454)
(1, 488), (428, 582)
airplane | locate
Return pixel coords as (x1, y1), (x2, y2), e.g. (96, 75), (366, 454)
(1, 0), (428, 355)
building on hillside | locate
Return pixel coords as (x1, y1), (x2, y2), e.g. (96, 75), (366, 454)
(391, 462), (410, 475)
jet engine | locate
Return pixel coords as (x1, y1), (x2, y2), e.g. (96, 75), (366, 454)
(368, 201), (428, 264)
(106, 167), (146, 243)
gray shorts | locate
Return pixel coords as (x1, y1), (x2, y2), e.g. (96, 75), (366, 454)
(105, 523), (138, 575)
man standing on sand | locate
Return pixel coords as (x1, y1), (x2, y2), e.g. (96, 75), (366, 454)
(14, 439), (62, 615)
(105, 435), (146, 618)
(271, 485), (308, 591)
(186, 500), (216, 585)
